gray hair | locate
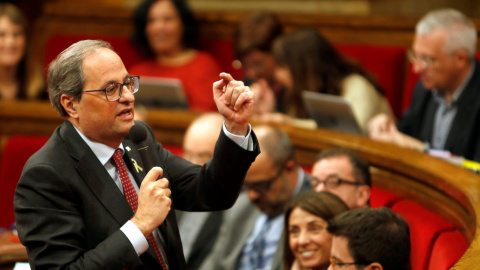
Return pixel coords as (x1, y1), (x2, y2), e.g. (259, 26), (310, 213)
(416, 8), (477, 58)
(48, 40), (113, 117)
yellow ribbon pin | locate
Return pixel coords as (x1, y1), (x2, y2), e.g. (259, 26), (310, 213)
(131, 158), (143, 173)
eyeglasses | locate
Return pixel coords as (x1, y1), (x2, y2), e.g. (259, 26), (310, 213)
(83, 76), (140, 102)
(311, 175), (364, 190)
(330, 257), (369, 270)
(407, 50), (438, 69)
(243, 165), (284, 193)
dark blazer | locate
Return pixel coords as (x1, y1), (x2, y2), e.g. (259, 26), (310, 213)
(201, 172), (311, 270)
(14, 120), (259, 270)
(398, 60), (480, 162)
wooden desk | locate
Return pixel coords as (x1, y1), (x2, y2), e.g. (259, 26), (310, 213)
(0, 230), (27, 265)
(1, 100), (480, 269)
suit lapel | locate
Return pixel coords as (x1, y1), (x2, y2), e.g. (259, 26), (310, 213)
(60, 121), (135, 226)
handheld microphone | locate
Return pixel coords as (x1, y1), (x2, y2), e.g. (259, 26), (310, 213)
(130, 124), (156, 172)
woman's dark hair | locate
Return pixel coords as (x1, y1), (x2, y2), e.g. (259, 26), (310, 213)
(273, 27), (384, 118)
(0, 3), (29, 99)
(283, 191), (349, 270)
(131, 0), (199, 58)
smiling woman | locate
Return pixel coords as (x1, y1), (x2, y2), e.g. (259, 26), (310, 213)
(284, 191), (349, 270)
(129, 0), (222, 112)
(0, 3), (44, 100)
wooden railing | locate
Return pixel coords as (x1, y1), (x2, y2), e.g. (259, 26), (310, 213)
(1, 100), (479, 269)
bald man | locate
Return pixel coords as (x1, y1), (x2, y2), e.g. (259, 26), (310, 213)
(176, 113), (225, 269)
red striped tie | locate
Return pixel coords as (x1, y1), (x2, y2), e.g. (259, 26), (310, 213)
(113, 149), (167, 270)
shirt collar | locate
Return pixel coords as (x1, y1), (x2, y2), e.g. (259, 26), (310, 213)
(73, 126), (124, 165)
(293, 167), (305, 196)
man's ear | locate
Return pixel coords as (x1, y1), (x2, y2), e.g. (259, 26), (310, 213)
(356, 185), (371, 208)
(284, 160), (296, 172)
(454, 49), (470, 67)
(364, 262), (383, 270)
(61, 94), (79, 118)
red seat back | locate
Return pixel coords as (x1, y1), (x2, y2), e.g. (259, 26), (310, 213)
(370, 186), (402, 208)
(427, 230), (469, 270)
(198, 37), (244, 80)
(0, 136), (49, 228)
(391, 200), (455, 270)
(336, 44), (406, 118)
(45, 34), (145, 74)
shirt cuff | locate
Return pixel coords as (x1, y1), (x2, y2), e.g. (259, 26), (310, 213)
(222, 122), (253, 151)
(120, 220), (149, 256)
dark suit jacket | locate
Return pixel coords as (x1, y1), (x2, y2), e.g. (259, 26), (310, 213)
(14, 120), (259, 270)
(398, 60), (480, 162)
(201, 172), (311, 270)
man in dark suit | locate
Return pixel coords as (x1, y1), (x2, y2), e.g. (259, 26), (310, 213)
(368, 9), (480, 162)
(14, 40), (259, 269)
(201, 125), (310, 270)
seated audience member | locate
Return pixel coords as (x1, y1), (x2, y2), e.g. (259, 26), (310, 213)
(258, 27), (393, 131)
(130, 0), (222, 112)
(201, 125), (310, 270)
(0, 3), (44, 100)
(233, 11), (283, 115)
(327, 207), (411, 270)
(175, 112), (224, 269)
(311, 148), (371, 209)
(284, 191), (349, 270)
(368, 9), (480, 162)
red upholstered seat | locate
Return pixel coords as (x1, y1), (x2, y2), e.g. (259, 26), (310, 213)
(162, 144), (184, 157)
(335, 44), (406, 118)
(427, 230), (469, 270)
(45, 35), (243, 82)
(198, 37), (244, 80)
(0, 136), (49, 228)
(370, 186), (402, 208)
(391, 200), (455, 270)
(45, 34), (144, 74)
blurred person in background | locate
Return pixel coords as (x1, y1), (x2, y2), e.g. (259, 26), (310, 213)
(0, 3), (44, 100)
(311, 148), (371, 209)
(233, 11), (284, 115)
(284, 191), (349, 270)
(176, 112), (225, 269)
(327, 207), (410, 270)
(130, 0), (222, 112)
(258, 27), (393, 131)
(202, 125), (310, 270)
(368, 9), (480, 162)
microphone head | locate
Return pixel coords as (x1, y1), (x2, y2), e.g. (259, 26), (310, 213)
(129, 124), (148, 145)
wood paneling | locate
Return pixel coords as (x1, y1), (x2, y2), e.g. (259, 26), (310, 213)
(1, 100), (479, 269)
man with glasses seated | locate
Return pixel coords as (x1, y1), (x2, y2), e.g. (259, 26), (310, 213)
(312, 148), (371, 209)
(14, 40), (259, 269)
(327, 207), (411, 270)
(201, 125), (310, 270)
(368, 9), (480, 162)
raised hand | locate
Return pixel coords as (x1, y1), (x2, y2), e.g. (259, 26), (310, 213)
(213, 73), (255, 135)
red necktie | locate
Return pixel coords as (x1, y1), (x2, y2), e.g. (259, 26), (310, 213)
(113, 149), (167, 270)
